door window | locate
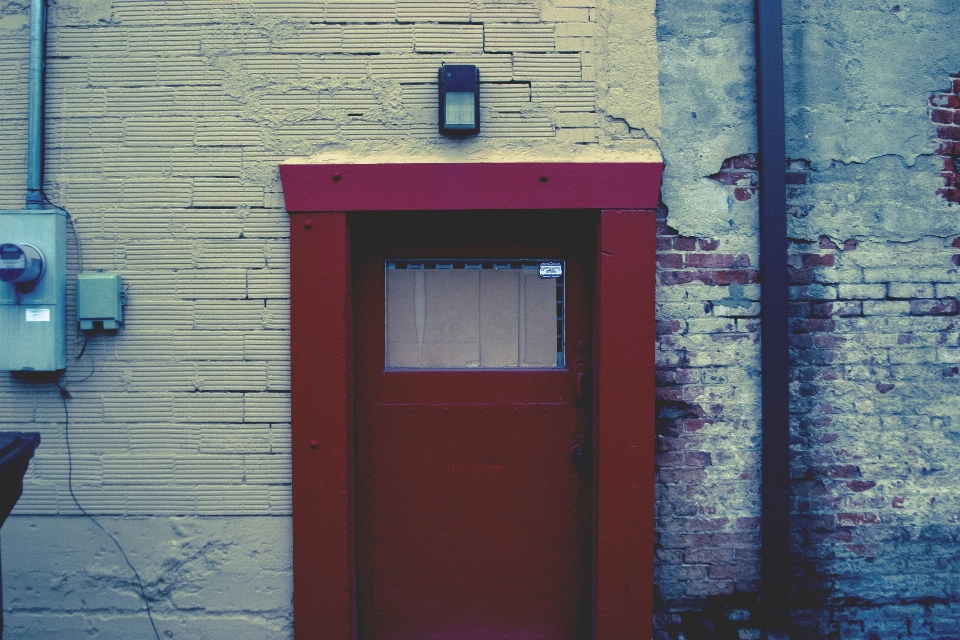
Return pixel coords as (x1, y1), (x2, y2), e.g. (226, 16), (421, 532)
(384, 259), (564, 369)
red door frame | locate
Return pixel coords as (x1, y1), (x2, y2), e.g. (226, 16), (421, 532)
(281, 161), (662, 639)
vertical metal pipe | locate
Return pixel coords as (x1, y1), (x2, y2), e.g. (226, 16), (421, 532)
(755, 0), (790, 635)
(26, 0), (48, 209)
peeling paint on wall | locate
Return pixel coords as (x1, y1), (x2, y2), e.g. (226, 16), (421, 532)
(783, 2), (960, 241)
(655, 0), (960, 637)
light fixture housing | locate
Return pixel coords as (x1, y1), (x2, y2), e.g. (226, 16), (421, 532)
(439, 64), (479, 137)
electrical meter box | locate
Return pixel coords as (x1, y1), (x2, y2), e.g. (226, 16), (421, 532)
(0, 209), (66, 372)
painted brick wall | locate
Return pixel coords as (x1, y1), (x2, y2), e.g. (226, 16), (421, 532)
(0, 0), (660, 516)
(2, 0), (957, 637)
(788, 233), (960, 638)
(655, 160), (960, 638)
(0, 0), (661, 636)
(653, 204), (765, 638)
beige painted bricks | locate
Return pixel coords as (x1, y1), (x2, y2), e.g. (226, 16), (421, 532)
(0, 2), (661, 635)
(0, 0), (661, 520)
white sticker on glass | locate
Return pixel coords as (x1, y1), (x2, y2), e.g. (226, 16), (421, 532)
(25, 308), (50, 322)
(539, 262), (562, 278)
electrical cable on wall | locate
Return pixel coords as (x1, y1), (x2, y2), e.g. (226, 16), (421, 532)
(41, 190), (90, 360)
(41, 191), (82, 272)
(56, 382), (160, 640)
(44, 193), (160, 640)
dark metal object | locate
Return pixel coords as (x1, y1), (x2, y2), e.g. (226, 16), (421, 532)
(0, 431), (40, 638)
(0, 432), (40, 527)
(0, 243), (45, 289)
(755, 0), (790, 633)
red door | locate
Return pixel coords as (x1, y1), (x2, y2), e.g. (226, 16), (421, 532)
(353, 211), (596, 640)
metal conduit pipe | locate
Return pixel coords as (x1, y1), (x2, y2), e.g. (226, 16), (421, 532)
(26, 0), (48, 209)
(754, 0), (790, 636)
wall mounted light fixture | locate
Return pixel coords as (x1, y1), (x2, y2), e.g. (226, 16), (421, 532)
(439, 64), (479, 137)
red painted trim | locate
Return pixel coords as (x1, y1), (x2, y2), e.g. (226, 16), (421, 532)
(290, 213), (354, 639)
(279, 162), (663, 212)
(285, 163), (659, 640)
(595, 210), (656, 640)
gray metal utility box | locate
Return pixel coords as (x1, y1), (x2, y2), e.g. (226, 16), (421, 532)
(0, 209), (66, 371)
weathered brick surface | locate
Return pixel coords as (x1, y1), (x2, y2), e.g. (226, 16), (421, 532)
(654, 204), (765, 637)
(657, 152), (960, 637)
(787, 235), (960, 638)
(2, 0), (958, 637)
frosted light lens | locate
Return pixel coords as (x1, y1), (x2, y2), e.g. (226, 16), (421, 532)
(444, 92), (475, 127)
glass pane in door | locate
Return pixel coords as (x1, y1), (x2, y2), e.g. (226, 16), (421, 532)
(385, 260), (563, 369)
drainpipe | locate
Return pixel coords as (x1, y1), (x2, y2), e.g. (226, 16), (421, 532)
(25, 0), (48, 209)
(755, 0), (790, 635)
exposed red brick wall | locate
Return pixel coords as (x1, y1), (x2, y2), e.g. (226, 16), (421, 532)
(656, 234), (756, 287)
(654, 204), (764, 638)
(707, 153), (758, 202)
(931, 72), (960, 204)
(707, 154), (814, 214)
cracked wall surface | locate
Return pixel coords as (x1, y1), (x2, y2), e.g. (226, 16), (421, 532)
(784, 1), (954, 167)
(2, 517), (292, 638)
(0, 1), (661, 637)
(656, 0), (757, 239)
(659, 1), (960, 242)
(784, 1), (960, 242)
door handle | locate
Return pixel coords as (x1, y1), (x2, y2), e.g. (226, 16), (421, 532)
(575, 367), (592, 406)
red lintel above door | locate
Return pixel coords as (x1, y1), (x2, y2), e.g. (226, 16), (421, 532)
(279, 162), (662, 212)
(280, 160), (662, 640)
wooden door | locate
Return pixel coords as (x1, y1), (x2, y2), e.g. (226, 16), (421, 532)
(353, 211), (596, 640)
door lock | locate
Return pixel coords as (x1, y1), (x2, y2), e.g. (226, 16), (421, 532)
(570, 443), (587, 464)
